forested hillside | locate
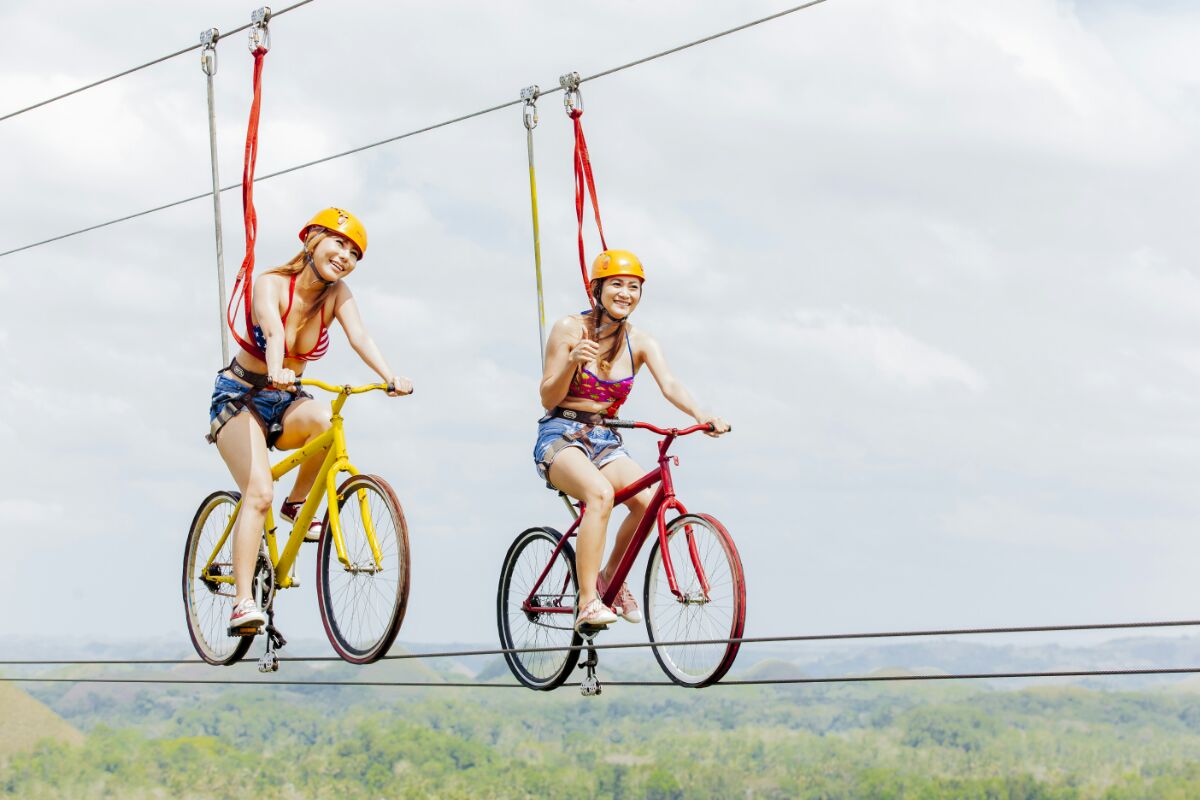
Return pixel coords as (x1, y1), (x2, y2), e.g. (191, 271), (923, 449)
(6, 676), (1200, 798)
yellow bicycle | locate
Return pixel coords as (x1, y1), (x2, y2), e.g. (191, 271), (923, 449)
(183, 379), (409, 668)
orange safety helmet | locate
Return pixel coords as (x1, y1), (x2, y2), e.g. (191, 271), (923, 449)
(298, 208), (368, 259)
(590, 249), (645, 283)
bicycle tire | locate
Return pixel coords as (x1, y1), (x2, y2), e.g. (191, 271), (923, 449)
(316, 474), (410, 664)
(182, 490), (253, 666)
(644, 513), (746, 687)
(496, 527), (582, 690)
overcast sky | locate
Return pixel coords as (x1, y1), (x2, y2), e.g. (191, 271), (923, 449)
(2, 0), (1199, 655)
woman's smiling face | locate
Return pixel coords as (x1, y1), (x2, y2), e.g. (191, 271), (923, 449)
(599, 276), (642, 319)
(310, 231), (360, 282)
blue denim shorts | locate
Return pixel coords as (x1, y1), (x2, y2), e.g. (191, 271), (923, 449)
(208, 373), (310, 445)
(533, 415), (631, 487)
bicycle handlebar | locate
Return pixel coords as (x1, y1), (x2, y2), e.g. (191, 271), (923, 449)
(297, 378), (409, 396)
(604, 419), (731, 436)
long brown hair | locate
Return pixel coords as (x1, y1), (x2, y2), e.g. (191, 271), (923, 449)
(585, 279), (631, 373)
(263, 229), (334, 324)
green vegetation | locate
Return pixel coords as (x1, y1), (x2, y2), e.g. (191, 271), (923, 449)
(6, 679), (1200, 798)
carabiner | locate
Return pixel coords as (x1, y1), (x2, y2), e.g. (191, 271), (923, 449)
(248, 6), (272, 54)
(521, 84), (540, 130)
(559, 71), (583, 116)
(200, 28), (219, 76)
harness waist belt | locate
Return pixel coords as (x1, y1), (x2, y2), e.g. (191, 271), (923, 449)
(550, 407), (613, 426)
(227, 358), (270, 389)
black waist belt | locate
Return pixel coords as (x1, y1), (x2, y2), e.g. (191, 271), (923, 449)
(226, 359), (270, 389)
(550, 407), (612, 426)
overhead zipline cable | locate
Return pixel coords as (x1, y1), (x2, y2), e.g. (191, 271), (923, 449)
(3, 665), (1200, 690)
(0, 0), (831, 261)
(3, 617), (1197, 667)
(0, 0), (316, 124)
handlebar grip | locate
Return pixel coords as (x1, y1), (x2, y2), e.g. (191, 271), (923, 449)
(604, 418), (636, 429)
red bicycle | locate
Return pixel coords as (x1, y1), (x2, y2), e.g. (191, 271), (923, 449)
(496, 419), (746, 691)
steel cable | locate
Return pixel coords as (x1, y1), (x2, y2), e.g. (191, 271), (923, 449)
(2, 665), (1199, 690)
(2, 617), (1197, 667)
(0, 0), (831, 260)
(0, 0), (316, 124)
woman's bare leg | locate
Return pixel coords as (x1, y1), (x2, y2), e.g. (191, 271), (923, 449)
(598, 457), (654, 588)
(214, 412), (274, 605)
(547, 447), (614, 606)
(275, 399), (332, 504)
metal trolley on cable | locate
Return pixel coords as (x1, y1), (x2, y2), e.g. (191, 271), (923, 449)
(496, 418), (747, 694)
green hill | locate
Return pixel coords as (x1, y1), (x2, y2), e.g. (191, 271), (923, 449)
(0, 681), (83, 759)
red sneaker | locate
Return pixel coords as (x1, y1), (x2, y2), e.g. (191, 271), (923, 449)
(280, 500), (323, 542)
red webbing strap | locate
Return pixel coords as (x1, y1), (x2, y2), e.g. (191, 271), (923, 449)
(226, 48), (268, 355)
(570, 108), (606, 309)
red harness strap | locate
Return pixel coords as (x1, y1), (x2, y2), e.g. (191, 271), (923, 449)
(227, 47), (268, 355)
(570, 108), (607, 309)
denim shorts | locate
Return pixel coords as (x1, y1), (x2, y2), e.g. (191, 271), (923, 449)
(533, 415), (631, 487)
(208, 373), (310, 445)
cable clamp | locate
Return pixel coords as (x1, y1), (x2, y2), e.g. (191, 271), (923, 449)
(200, 28), (220, 76)
(249, 6), (272, 54)
(521, 84), (540, 130)
(559, 71), (583, 115)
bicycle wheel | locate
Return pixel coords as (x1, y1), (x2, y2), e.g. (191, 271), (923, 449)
(496, 527), (582, 690)
(645, 513), (746, 687)
(316, 474), (410, 664)
(182, 490), (253, 666)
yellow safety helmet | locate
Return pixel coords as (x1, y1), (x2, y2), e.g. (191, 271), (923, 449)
(590, 249), (645, 283)
(299, 207), (368, 259)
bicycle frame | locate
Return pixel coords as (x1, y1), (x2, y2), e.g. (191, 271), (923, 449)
(201, 380), (386, 591)
(521, 422), (713, 617)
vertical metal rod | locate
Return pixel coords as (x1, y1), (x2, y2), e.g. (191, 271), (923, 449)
(203, 50), (229, 364)
(526, 126), (546, 370)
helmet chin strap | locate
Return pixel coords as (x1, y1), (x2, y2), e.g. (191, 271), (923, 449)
(305, 252), (335, 287)
(601, 306), (628, 323)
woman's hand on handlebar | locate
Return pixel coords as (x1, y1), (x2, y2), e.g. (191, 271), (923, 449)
(269, 367), (299, 392)
(386, 375), (414, 397)
(696, 414), (731, 437)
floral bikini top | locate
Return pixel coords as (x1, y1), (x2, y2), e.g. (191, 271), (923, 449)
(566, 325), (636, 418)
(245, 273), (331, 362)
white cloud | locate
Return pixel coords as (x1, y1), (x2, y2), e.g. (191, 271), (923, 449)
(3, 0), (1200, 641)
(0, 498), (64, 527)
(738, 307), (986, 392)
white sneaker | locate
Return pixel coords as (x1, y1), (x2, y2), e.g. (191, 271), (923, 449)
(229, 598), (267, 633)
(575, 598), (618, 632)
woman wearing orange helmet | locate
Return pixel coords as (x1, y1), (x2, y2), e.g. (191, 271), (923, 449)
(208, 208), (413, 633)
(535, 249), (730, 631)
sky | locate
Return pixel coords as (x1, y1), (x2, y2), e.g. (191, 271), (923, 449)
(1, 0), (1199, 655)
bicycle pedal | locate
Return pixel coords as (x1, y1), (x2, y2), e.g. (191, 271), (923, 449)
(227, 624), (262, 638)
(577, 623), (608, 636)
